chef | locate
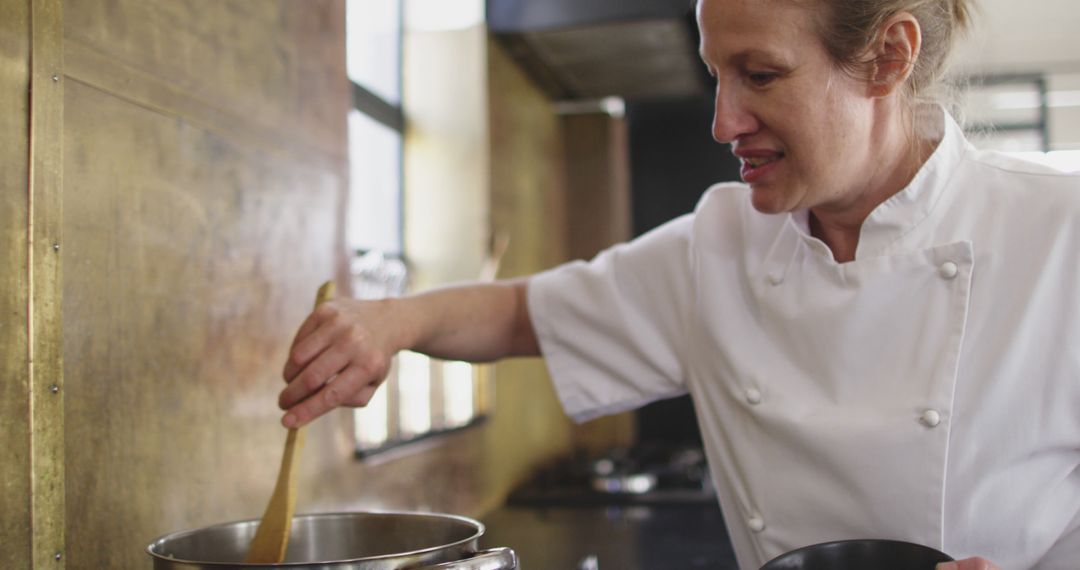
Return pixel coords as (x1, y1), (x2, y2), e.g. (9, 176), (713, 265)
(277, 0), (1080, 568)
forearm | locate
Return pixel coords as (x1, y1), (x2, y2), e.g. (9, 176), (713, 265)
(396, 278), (539, 361)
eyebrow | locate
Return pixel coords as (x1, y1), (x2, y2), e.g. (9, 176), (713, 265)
(700, 47), (788, 69)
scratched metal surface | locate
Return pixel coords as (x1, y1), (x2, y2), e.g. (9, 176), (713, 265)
(60, 1), (347, 567)
(0, 0), (33, 566)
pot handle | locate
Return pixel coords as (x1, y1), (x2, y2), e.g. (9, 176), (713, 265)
(420, 547), (518, 570)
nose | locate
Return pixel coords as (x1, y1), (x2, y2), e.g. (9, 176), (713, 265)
(711, 83), (758, 143)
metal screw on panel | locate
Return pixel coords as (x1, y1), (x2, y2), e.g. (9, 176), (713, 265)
(52, 74), (59, 82)
(52, 243), (60, 252)
(49, 384), (59, 394)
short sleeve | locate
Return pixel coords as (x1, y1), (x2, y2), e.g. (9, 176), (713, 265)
(527, 214), (696, 422)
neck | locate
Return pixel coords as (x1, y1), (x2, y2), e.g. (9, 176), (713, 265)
(809, 104), (936, 263)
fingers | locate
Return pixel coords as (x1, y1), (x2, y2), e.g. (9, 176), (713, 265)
(277, 341), (353, 410)
(282, 304), (341, 381)
(937, 557), (1001, 570)
(278, 298), (395, 427)
(281, 363), (386, 428)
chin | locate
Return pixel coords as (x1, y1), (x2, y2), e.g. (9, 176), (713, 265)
(749, 186), (790, 215)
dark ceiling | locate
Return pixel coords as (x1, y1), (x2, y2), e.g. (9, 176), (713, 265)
(487, 0), (709, 101)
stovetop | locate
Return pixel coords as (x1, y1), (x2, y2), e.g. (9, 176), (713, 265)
(508, 442), (716, 507)
(482, 504), (738, 569)
(492, 442), (737, 568)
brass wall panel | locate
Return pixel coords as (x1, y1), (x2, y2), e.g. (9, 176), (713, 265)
(64, 0), (347, 161)
(61, 78), (344, 567)
(60, 1), (348, 566)
(64, 43), (344, 178)
(29, 0), (66, 565)
(0, 0), (32, 566)
(36, 5), (631, 569)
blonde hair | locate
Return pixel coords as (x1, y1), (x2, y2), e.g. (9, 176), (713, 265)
(814, 0), (974, 105)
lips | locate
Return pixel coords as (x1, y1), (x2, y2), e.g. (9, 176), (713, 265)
(743, 156), (781, 168)
(735, 149), (785, 184)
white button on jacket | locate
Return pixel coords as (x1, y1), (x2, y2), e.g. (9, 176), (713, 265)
(748, 516), (766, 533)
(745, 388), (762, 406)
(939, 261), (959, 280)
(529, 110), (1080, 569)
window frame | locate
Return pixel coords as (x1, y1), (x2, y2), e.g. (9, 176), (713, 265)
(962, 72), (1050, 152)
(346, 0), (490, 459)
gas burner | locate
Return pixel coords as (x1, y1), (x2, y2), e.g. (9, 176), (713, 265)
(509, 442), (715, 506)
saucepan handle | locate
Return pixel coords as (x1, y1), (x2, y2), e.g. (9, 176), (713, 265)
(420, 547), (519, 570)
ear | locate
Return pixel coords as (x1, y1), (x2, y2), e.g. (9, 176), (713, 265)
(868, 12), (921, 97)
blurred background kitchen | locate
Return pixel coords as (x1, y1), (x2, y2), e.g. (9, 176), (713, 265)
(2, 0), (1077, 568)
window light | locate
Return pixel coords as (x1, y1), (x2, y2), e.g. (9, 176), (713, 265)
(397, 351), (432, 436)
(354, 385), (390, 449)
(442, 361), (475, 428)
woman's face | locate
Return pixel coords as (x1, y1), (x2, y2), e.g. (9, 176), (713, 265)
(698, 0), (878, 215)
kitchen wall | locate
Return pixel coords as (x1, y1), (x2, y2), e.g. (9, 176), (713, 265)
(486, 37), (636, 503)
(60, 1), (348, 568)
(1, 1), (34, 566)
(1, 1), (632, 567)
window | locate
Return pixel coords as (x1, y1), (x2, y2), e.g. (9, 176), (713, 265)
(961, 72), (1080, 172)
(961, 74), (1049, 152)
(346, 0), (489, 457)
(347, 0), (403, 255)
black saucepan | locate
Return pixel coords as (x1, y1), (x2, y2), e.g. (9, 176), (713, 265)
(760, 539), (953, 570)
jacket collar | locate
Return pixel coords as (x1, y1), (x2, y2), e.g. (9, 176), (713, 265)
(783, 107), (972, 261)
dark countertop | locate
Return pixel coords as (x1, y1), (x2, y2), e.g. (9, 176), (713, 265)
(480, 503), (739, 569)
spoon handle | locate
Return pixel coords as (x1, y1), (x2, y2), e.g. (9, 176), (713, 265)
(245, 281), (336, 563)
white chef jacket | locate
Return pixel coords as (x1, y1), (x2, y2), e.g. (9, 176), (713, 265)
(527, 110), (1080, 569)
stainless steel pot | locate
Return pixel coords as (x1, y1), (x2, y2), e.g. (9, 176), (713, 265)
(146, 512), (518, 569)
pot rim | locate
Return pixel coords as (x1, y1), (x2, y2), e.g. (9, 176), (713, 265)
(146, 510), (486, 567)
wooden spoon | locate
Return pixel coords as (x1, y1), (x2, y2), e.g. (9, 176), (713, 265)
(245, 280), (336, 563)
